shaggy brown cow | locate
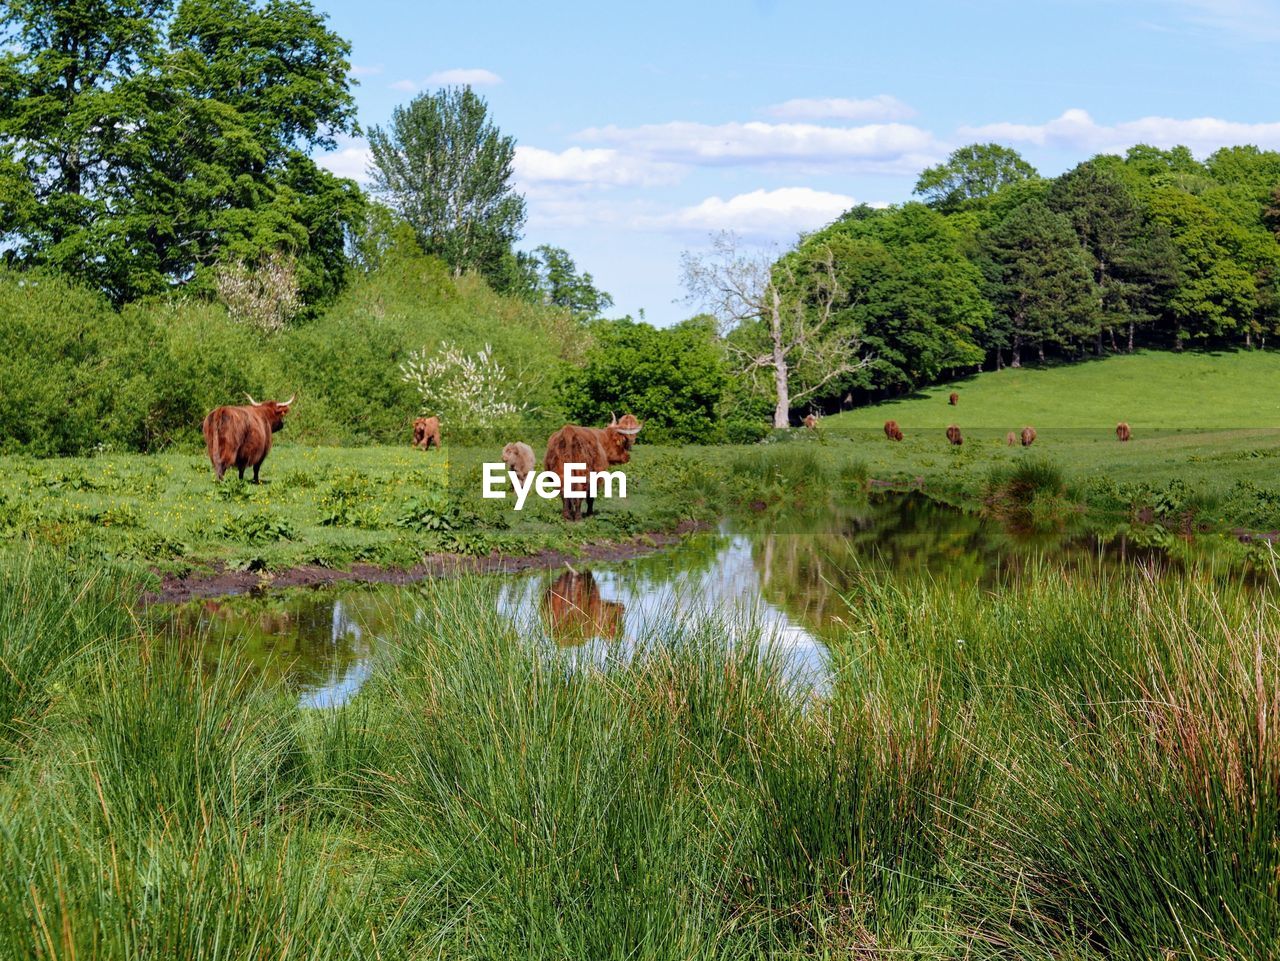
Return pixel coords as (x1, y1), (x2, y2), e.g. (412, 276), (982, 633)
(501, 441), (535, 481)
(1006, 431), (1017, 446)
(412, 416), (441, 450)
(802, 413), (819, 429)
(949, 392), (959, 406)
(542, 568), (625, 646)
(1021, 426), (1037, 447)
(883, 419), (903, 441)
(544, 413), (643, 521)
(202, 394), (294, 483)
(946, 424), (963, 446)
(1116, 421), (1131, 442)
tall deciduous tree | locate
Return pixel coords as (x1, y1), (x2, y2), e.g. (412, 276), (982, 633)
(527, 245), (613, 319)
(682, 232), (869, 429)
(0, 0), (360, 304)
(367, 86), (526, 284)
(981, 200), (1099, 367)
(914, 143), (1038, 211)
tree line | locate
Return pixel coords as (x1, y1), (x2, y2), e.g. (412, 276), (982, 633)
(691, 143), (1280, 425)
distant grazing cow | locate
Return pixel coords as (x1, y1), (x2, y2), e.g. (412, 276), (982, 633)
(502, 441), (535, 481)
(1021, 426), (1037, 447)
(946, 424), (963, 446)
(544, 413), (643, 521)
(1116, 422), (1131, 442)
(949, 392), (959, 406)
(412, 416), (441, 450)
(1006, 431), (1017, 446)
(884, 419), (903, 441)
(542, 568), (625, 646)
(202, 394), (294, 483)
(802, 413), (819, 429)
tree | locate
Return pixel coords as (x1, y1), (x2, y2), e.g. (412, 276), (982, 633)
(526, 245), (613, 319)
(558, 317), (728, 443)
(367, 86), (526, 284)
(0, 0), (361, 305)
(1048, 161), (1178, 353)
(914, 143), (1038, 211)
(804, 203), (989, 394)
(682, 232), (869, 429)
(1147, 187), (1260, 348)
(980, 200), (1099, 367)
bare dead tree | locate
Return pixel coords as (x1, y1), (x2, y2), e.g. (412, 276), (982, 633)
(681, 231), (869, 429)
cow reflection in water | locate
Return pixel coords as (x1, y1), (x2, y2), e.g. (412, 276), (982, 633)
(541, 569), (625, 646)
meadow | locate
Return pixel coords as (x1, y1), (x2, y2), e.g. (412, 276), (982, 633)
(2, 542), (1277, 959)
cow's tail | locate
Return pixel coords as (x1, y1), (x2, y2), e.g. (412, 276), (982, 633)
(203, 408), (235, 468)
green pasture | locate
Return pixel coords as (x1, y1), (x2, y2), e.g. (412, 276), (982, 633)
(824, 349), (1280, 430)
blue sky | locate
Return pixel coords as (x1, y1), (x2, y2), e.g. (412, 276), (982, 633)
(314, 0), (1280, 325)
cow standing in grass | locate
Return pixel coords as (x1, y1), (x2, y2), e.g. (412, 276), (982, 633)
(884, 420), (903, 441)
(544, 413), (642, 521)
(802, 413), (819, 429)
(946, 424), (963, 446)
(502, 441), (535, 481)
(1021, 426), (1037, 447)
(202, 394), (294, 483)
(1116, 422), (1131, 442)
(413, 416), (441, 450)
(949, 392), (959, 406)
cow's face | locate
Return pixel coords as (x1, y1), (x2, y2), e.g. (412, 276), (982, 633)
(604, 413), (642, 461)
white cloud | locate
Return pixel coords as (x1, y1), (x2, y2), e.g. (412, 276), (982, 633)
(389, 79), (418, 93)
(513, 145), (685, 191)
(642, 187), (859, 238)
(316, 136), (372, 183)
(579, 119), (940, 173)
(423, 68), (503, 87)
(961, 108), (1280, 155)
(350, 63), (383, 77)
(762, 95), (915, 122)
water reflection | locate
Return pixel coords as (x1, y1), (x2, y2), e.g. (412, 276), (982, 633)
(152, 493), (1260, 708)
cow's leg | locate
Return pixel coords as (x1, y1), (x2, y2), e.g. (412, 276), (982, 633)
(252, 464), (261, 484)
(213, 461), (225, 482)
(562, 497), (574, 521)
(585, 494), (596, 517)
(237, 465), (245, 480)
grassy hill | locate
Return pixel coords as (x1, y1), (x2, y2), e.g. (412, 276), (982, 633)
(824, 351), (1280, 430)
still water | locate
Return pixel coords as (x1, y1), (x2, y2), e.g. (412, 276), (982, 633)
(154, 493), (1254, 708)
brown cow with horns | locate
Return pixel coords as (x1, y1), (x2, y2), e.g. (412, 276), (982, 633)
(202, 393), (294, 482)
(544, 413), (643, 521)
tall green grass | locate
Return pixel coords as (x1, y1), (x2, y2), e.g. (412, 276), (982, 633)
(2, 548), (1280, 957)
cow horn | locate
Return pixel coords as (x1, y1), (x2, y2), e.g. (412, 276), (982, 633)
(616, 427), (641, 436)
(610, 412), (618, 426)
(244, 393), (260, 406)
(281, 393), (296, 408)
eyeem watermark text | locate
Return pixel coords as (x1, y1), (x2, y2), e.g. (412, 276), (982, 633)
(482, 463), (627, 510)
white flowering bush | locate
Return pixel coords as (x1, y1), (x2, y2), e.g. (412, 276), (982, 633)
(214, 251), (302, 333)
(400, 341), (530, 428)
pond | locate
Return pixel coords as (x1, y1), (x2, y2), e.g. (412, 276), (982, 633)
(152, 493), (1258, 708)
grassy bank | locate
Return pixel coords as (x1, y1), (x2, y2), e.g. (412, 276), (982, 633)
(2, 548), (1278, 957)
(6, 427), (1280, 585)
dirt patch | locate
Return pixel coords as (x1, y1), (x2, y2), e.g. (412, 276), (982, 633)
(143, 520), (710, 605)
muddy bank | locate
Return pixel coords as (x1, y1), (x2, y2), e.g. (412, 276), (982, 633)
(143, 520), (709, 604)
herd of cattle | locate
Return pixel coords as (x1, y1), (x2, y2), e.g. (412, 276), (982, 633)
(201, 391), (1132, 521)
(201, 396), (643, 521)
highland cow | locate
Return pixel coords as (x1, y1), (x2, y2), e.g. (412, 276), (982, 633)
(501, 441), (535, 481)
(544, 413), (643, 521)
(412, 416), (441, 450)
(884, 419), (903, 441)
(202, 394), (294, 483)
(1116, 422), (1131, 442)
(802, 413), (819, 429)
(949, 392), (959, 406)
(947, 424), (963, 446)
(1021, 426), (1037, 447)
(542, 568), (625, 646)
(1007, 431), (1017, 446)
